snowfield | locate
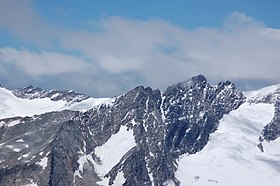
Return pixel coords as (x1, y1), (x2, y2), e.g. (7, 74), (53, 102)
(175, 91), (280, 186)
(0, 87), (109, 120)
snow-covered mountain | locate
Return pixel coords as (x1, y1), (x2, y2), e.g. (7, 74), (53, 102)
(0, 86), (109, 119)
(0, 75), (280, 186)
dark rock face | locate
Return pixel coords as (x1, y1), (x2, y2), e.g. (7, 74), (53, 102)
(0, 111), (76, 186)
(12, 85), (90, 103)
(163, 77), (244, 154)
(0, 75), (246, 186)
(262, 101), (280, 141)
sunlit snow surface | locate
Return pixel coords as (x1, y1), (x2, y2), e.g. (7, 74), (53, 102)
(74, 126), (136, 185)
(36, 156), (48, 170)
(244, 83), (280, 103)
(24, 180), (38, 186)
(95, 126), (136, 185)
(175, 100), (280, 186)
(0, 87), (109, 119)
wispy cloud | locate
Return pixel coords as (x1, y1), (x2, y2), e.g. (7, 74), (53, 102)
(0, 1), (279, 96)
(0, 48), (89, 76)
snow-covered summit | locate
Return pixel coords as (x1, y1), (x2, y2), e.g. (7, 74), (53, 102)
(244, 83), (280, 103)
(12, 85), (90, 102)
(0, 86), (109, 120)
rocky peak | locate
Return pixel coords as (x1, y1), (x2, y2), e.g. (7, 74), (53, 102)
(166, 75), (208, 94)
(78, 75), (245, 185)
(188, 74), (207, 86)
(163, 76), (245, 154)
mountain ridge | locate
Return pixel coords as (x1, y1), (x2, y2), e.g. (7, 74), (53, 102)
(0, 86), (109, 120)
(0, 75), (279, 186)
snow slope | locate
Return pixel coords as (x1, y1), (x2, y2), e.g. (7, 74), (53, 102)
(73, 126), (136, 185)
(0, 87), (109, 120)
(175, 89), (280, 185)
(244, 83), (280, 102)
(95, 126), (136, 185)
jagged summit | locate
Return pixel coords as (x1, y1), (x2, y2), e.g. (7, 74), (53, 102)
(188, 74), (207, 85)
(168, 74), (208, 91)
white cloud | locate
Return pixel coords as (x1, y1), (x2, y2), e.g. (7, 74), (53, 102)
(60, 13), (280, 89)
(223, 11), (265, 29)
(0, 4), (280, 96)
(0, 48), (89, 76)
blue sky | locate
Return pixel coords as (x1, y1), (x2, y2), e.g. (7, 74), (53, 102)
(0, 0), (280, 97)
(34, 0), (280, 28)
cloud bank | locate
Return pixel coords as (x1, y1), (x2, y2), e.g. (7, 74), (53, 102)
(0, 1), (280, 96)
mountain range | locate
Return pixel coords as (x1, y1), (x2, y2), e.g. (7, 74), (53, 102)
(0, 75), (279, 186)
